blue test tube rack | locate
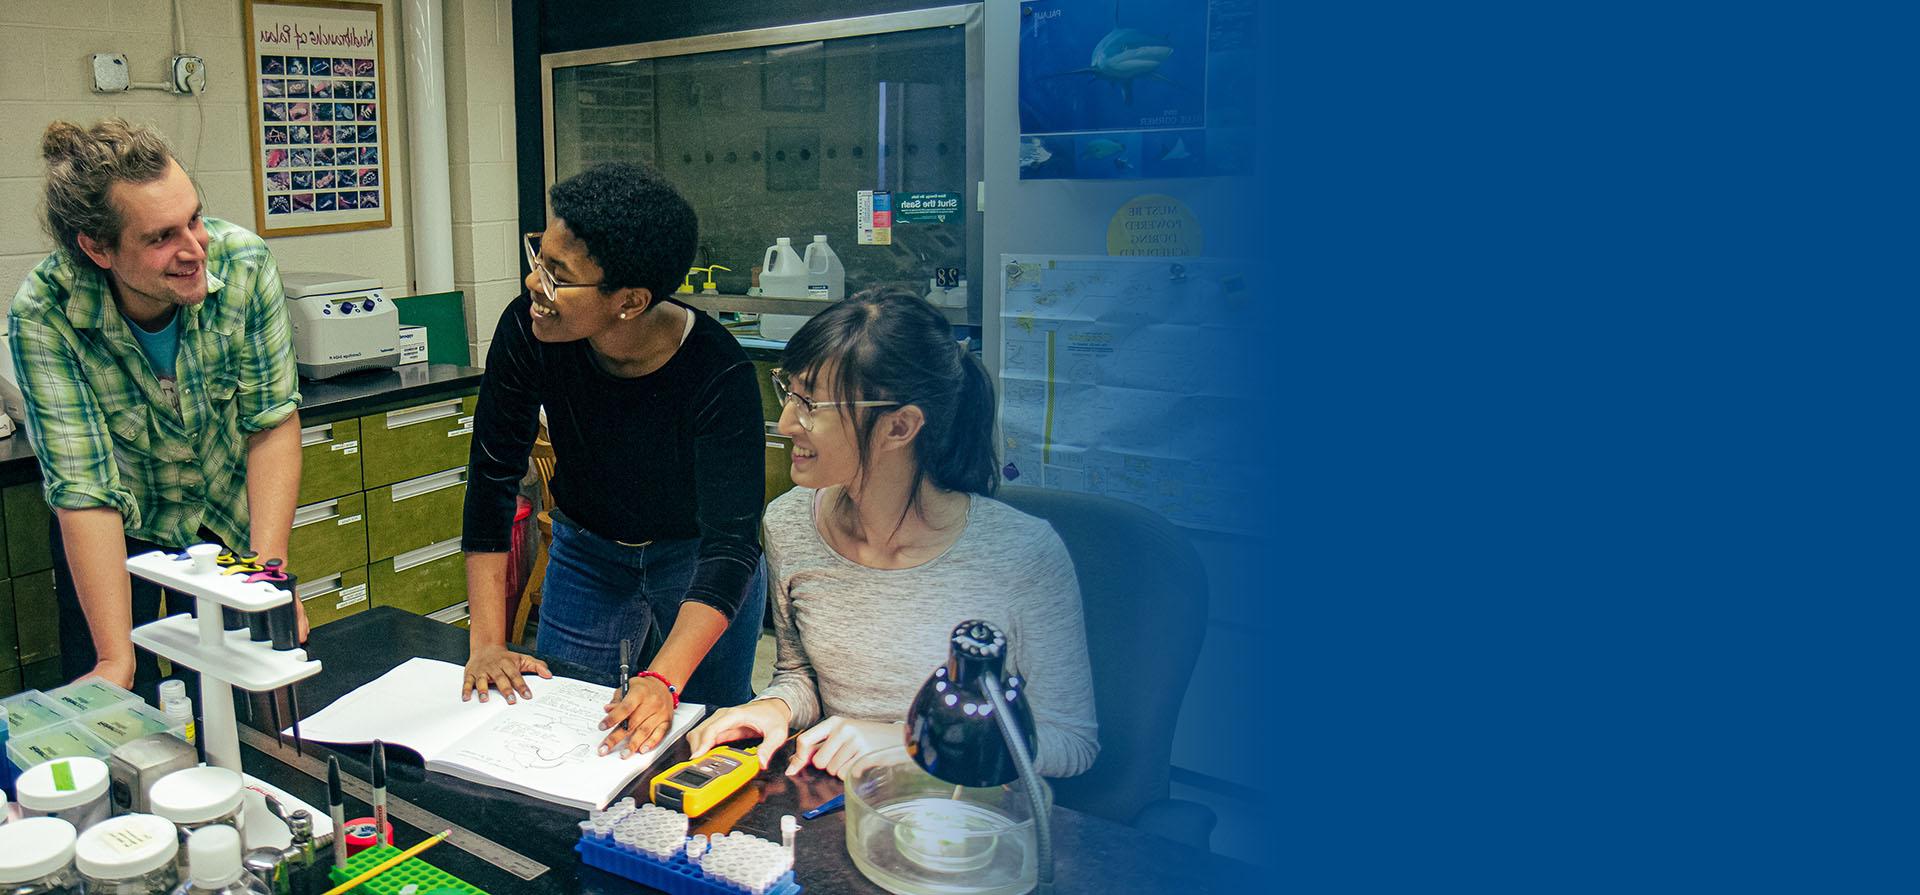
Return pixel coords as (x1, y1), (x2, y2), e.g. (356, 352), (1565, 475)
(575, 830), (801, 895)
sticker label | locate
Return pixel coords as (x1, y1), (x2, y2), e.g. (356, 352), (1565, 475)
(51, 760), (75, 791)
(102, 823), (157, 853)
(336, 514), (363, 526)
(857, 190), (894, 245)
(894, 192), (963, 224)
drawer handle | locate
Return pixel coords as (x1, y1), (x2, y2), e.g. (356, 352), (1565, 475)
(426, 601), (471, 624)
(297, 573), (342, 600)
(390, 468), (466, 502)
(392, 536), (463, 572)
(300, 423), (334, 447)
(292, 500), (339, 528)
(385, 400), (462, 429)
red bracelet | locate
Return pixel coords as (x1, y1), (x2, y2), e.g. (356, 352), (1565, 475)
(634, 670), (679, 708)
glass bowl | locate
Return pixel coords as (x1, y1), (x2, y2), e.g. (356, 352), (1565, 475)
(844, 745), (1043, 895)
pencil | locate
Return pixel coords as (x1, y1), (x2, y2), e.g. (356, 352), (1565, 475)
(318, 829), (450, 895)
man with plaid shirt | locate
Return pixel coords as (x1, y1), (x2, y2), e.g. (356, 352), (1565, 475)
(10, 119), (303, 697)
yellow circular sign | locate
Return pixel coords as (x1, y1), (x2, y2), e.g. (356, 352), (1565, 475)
(1106, 194), (1202, 256)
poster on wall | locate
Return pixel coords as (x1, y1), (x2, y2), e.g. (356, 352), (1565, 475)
(998, 254), (1258, 533)
(244, 0), (391, 237)
(1017, 0), (1256, 180)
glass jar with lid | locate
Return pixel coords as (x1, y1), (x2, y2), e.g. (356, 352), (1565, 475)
(147, 768), (246, 875)
(77, 813), (181, 894)
(0, 816), (83, 894)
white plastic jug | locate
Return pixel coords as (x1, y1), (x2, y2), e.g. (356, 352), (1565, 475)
(759, 238), (808, 299)
(803, 235), (846, 301)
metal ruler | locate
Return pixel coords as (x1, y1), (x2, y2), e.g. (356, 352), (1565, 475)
(238, 725), (550, 880)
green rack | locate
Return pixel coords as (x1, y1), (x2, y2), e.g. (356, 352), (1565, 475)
(326, 844), (490, 895)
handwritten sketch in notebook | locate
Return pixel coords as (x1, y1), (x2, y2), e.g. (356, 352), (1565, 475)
(443, 678), (611, 776)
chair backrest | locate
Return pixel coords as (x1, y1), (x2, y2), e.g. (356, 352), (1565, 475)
(530, 427), (558, 512)
(995, 485), (1209, 826)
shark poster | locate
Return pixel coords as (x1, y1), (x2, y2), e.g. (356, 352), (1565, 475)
(1018, 0), (1253, 181)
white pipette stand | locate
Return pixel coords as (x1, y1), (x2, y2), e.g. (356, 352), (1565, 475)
(127, 545), (330, 849)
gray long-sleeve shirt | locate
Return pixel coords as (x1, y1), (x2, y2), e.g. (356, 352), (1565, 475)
(757, 487), (1100, 777)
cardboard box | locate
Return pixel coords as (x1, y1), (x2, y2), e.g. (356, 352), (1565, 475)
(398, 325), (429, 365)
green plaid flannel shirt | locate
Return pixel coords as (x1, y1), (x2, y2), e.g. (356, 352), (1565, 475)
(7, 217), (302, 551)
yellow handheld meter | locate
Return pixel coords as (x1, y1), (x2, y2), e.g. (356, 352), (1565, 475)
(650, 745), (758, 817)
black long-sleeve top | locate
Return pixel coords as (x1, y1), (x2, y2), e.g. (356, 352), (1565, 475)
(462, 295), (765, 619)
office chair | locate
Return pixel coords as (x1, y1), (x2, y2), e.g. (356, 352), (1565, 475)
(996, 486), (1217, 851)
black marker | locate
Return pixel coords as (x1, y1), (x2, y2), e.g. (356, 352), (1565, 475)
(371, 740), (389, 848)
(327, 756), (346, 868)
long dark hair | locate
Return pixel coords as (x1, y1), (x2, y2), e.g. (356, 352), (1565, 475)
(781, 286), (998, 521)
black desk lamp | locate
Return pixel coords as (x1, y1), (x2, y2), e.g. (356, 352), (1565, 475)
(906, 620), (1053, 895)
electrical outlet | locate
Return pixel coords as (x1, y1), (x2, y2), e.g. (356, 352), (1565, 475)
(171, 55), (206, 95)
(91, 54), (130, 93)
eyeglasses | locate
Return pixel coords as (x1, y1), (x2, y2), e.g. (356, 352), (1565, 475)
(770, 368), (899, 432)
(523, 232), (603, 307)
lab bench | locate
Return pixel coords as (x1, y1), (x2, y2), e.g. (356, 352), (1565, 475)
(0, 363), (485, 697)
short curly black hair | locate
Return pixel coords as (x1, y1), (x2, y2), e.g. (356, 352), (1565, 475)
(547, 161), (697, 304)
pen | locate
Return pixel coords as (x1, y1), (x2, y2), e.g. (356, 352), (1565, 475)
(371, 740), (389, 848)
(617, 638), (632, 730)
(327, 756), (347, 869)
(802, 794), (845, 820)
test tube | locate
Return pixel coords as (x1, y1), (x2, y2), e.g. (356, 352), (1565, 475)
(269, 571), (300, 650)
(781, 815), (798, 856)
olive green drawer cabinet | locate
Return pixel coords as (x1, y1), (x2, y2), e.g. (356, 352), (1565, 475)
(359, 398), (476, 489)
(298, 566), (370, 629)
(292, 395), (475, 631)
(0, 481), (57, 698)
(299, 418), (364, 504)
(368, 538), (466, 617)
(365, 469), (468, 561)
(289, 493), (370, 582)
(0, 387), (479, 698)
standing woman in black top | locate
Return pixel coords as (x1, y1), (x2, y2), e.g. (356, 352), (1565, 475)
(459, 162), (768, 757)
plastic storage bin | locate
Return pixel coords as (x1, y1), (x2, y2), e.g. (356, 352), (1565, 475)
(2, 692), (79, 736)
(8, 722), (113, 772)
(76, 701), (177, 749)
(47, 679), (140, 717)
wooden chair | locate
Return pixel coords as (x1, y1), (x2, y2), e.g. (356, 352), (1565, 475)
(509, 427), (558, 646)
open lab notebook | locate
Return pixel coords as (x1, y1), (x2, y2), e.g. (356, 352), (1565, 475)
(293, 657), (703, 811)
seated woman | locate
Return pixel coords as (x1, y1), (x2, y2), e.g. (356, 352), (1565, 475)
(686, 286), (1099, 779)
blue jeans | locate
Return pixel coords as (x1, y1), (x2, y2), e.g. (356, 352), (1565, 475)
(535, 511), (766, 707)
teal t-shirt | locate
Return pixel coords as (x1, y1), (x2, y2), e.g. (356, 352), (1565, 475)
(125, 310), (182, 377)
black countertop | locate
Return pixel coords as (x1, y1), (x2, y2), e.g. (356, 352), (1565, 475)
(242, 608), (1255, 894)
(294, 362), (485, 423)
(0, 363), (484, 486)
